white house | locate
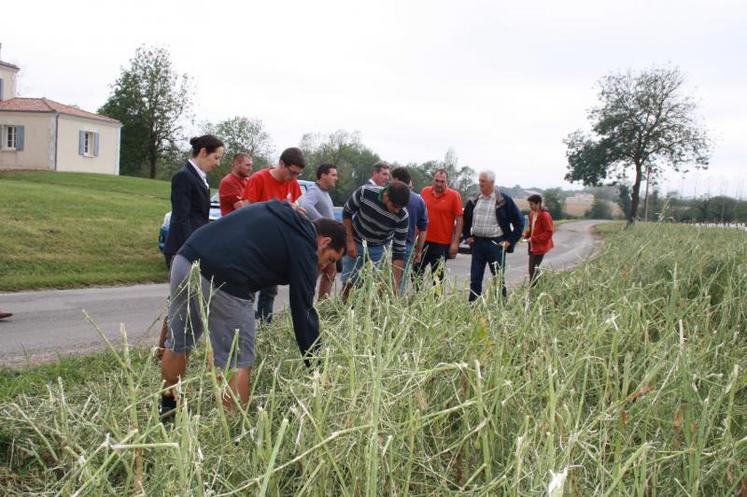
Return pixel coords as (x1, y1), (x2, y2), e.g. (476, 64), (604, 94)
(0, 53), (122, 175)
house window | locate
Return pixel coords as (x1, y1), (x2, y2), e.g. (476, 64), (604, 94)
(78, 130), (99, 157)
(3, 125), (16, 149)
(83, 131), (92, 156)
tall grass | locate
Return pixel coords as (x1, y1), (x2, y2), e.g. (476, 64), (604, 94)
(1, 223), (746, 496)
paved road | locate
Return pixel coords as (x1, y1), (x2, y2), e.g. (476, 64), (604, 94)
(0, 220), (604, 367)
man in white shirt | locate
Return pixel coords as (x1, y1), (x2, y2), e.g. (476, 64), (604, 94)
(368, 161), (391, 186)
(462, 170), (524, 301)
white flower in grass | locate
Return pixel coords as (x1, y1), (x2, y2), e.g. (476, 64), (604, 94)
(547, 467), (568, 497)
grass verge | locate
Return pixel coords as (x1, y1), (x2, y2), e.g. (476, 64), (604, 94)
(1, 223), (745, 495)
(0, 171), (170, 291)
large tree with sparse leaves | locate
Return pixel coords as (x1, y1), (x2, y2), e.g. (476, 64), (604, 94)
(202, 116), (274, 185)
(99, 46), (191, 178)
(299, 130), (381, 205)
(564, 67), (710, 224)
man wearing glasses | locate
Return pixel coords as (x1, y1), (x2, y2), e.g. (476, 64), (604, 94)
(242, 147), (307, 322)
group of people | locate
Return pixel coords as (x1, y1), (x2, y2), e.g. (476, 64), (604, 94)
(157, 134), (555, 421)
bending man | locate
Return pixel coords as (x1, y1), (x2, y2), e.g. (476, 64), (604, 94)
(159, 200), (346, 420)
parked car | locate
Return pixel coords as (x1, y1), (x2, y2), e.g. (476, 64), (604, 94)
(158, 179), (342, 252)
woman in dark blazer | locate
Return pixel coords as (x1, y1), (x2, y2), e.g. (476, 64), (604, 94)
(158, 134), (224, 358)
(163, 135), (224, 266)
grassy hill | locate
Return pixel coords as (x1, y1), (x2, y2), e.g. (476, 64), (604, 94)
(0, 171), (171, 291)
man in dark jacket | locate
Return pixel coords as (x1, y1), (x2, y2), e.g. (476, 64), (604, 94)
(159, 200), (346, 419)
(462, 170), (524, 301)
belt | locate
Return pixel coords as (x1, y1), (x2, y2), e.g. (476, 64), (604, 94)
(473, 236), (504, 241)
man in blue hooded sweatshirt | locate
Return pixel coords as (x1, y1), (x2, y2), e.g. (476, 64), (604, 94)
(159, 200), (346, 419)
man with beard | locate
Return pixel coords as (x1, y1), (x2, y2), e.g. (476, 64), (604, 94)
(218, 153), (253, 215)
(415, 169), (463, 282)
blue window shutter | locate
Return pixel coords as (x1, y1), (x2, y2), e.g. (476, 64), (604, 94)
(79, 130), (85, 155)
(16, 126), (24, 151)
(94, 132), (100, 157)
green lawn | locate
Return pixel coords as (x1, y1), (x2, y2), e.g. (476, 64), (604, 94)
(0, 171), (171, 291)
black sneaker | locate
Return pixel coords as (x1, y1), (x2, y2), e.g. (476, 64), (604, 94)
(159, 395), (177, 424)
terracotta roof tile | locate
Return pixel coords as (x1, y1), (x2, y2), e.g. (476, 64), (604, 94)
(0, 97), (121, 124)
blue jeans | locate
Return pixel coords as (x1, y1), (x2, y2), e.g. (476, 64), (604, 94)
(255, 285), (277, 323)
(341, 241), (386, 285)
(400, 241), (414, 294)
(469, 238), (507, 301)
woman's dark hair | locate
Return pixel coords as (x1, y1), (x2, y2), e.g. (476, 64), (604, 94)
(386, 181), (411, 208)
(316, 163), (336, 180)
(391, 166), (411, 184)
(189, 135), (224, 157)
(527, 194), (543, 204)
(312, 219), (347, 252)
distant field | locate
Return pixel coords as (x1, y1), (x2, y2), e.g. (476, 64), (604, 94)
(0, 171), (171, 291)
(513, 197), (623, 218)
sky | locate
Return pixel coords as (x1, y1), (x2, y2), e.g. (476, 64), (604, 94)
(2, 0), (745, 196)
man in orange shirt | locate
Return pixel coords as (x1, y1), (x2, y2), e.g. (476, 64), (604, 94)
(242, 147), (306, 322)
(415, 169), (463, 281)
(218, 153), (253, 215)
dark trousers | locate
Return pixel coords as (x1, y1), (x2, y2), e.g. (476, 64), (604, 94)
(528, 253), (545, 287)
(255, 285), (277, 322)
(469, 238), (506, 301)
(414, 242), (450, 282)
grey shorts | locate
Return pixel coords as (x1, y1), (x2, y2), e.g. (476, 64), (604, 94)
(165, 255), (256, 368)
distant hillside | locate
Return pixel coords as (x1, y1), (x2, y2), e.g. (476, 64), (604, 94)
(495, 184), (624, 218)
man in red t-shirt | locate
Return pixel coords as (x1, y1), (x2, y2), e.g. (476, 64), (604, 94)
(241, 147), (306, 322)
(218, 153), (253, 216)
(242, 150), (303, 207)
(415, 169), (463, 281)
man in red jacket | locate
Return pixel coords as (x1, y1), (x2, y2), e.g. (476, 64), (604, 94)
(524, 194), (555, 286)
(218, 153), (253, 215)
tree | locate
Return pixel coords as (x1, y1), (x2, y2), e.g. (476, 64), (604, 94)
(543, 188), (565, 220)
(203, 116), (274, 185)
(697, 196), (738, 223)
(417, 148), (476, 200)
(617, 184), (632, 217)
(299, 130), (381, 205)
(734, 201), (747, 223)
(564, 67), (710, 224)
(587, 196), (612, 219)
(99, 46), (191, 178)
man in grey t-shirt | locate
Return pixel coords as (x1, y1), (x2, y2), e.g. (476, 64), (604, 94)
(299, 164), (338, 298)
(299, 164), (337, 220)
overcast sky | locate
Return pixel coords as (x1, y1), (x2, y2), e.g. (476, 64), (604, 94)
(3, 0), (745, 195)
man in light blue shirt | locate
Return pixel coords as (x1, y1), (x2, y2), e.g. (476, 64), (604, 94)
(391, 167), (428, 294)
(299, 164), (338, 297)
